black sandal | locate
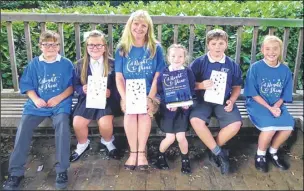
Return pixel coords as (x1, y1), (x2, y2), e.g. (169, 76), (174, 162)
(124, 151), (137, 171)
(137, 151), (149, 170)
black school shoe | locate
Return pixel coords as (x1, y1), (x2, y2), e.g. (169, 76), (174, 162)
(181, 158), (192, 174)
(55, 171), (68, 190)
(255, 155), (268, 173)
(216, 149), (230, 175)
(69, 144), (91, 162)
(155, 152), (169, 170)
(208, 151), (220, 168)
(107, 148), (121, 160)
(268, 152), (289, 170)
(101, 139), (121, 160)
(2, 175), (24, 190)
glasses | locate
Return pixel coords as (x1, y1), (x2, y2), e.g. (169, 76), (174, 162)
(87, 44), (105, 49)
(40, 43), (60, 48)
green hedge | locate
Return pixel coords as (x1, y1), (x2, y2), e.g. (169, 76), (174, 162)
(1, 1), (303, 89)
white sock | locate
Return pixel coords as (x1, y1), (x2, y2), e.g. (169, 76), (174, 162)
(100, 136), (116, 152)
(75, 139), (90, 155)
(269, 147), (278, 154)
(257, 148), (266, 156)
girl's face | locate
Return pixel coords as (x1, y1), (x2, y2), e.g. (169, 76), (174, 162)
(168, 48), (185, 69)
(262, 40), (281, 65)
(207, 38), (227, 59)
(131, 19), (148, 42)
(87, 36), (106, 60)
(39, 40), (60, 60)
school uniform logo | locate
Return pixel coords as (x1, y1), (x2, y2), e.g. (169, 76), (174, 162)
(221, 68), (230, 73)
(260, 78), (283, 97)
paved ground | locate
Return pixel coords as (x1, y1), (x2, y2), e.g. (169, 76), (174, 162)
(1, 129), (303, 190)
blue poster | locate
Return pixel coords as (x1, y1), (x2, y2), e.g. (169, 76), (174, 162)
(162, 69), (192, 107)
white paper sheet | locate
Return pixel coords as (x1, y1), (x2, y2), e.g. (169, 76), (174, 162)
(86, 75), (108, 109)
(204, 70), (227, 105)
(126, 79), (147, 114)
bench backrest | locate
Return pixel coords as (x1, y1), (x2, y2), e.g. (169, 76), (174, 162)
(1, 13), (303, 93)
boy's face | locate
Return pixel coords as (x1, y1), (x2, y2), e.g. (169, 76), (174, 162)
(207, 38), (227, 58)
(168, 48), (185, 69)
(39, 40), (60, 59)
(261, 41), (281, 64)
(87, 36), (105, 60)
(131, 19), (148, 42)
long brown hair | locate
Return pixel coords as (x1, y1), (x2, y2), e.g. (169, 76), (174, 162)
(81, 30), (111, 85)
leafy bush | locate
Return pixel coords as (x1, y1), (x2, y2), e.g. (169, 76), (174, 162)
(1, 1), (303, 89)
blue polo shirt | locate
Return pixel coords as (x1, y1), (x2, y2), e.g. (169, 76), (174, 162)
(190, 53), (242, 101)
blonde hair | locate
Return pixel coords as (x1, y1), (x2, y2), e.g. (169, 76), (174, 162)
(39, 30), (60, 44)
(261, 35), (284, 63)
(81, 30), (110, 85)
(206, 29), (228, 45)
(117, 10), (158, 59)
(167, 44), (189, 65)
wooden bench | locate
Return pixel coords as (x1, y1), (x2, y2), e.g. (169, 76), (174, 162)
(1, 92), (303, 136)
(1, 13), (303, 139)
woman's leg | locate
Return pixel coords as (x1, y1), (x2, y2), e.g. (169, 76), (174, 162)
(73, 116), (91, 144)
(137, 114), (151, 166)
(124, 114), (138, 166)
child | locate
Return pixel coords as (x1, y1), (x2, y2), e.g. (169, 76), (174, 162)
(244, 35), (294, 173)
(3, 30), (74, 190)
(189, 29), (243, 175)
(115, 10), (165, 170)
(70, 30), (120, 162)
(155, 44), (195, 174)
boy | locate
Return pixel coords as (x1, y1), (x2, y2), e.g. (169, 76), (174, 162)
(3, 30), (74, 190)
(189, 29), (242, 175)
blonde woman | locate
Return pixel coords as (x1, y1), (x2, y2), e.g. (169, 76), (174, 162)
(115, 10), (165, 170)
(70, 30), (120, 162)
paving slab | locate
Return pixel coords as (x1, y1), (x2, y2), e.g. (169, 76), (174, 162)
(1, 132), (303, 190)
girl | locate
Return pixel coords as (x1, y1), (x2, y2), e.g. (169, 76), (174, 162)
(70, 30), (120, 162)
(115, 10), (165, 170)
(155, 44), (195, 174)
(244, 35), (294, 173)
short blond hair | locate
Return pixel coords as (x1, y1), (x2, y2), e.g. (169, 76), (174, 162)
(39, 30), (60, 44)
(262, 35), (284, 63)
(167, 44), (189, 65)
(206, 29), (228, 45)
